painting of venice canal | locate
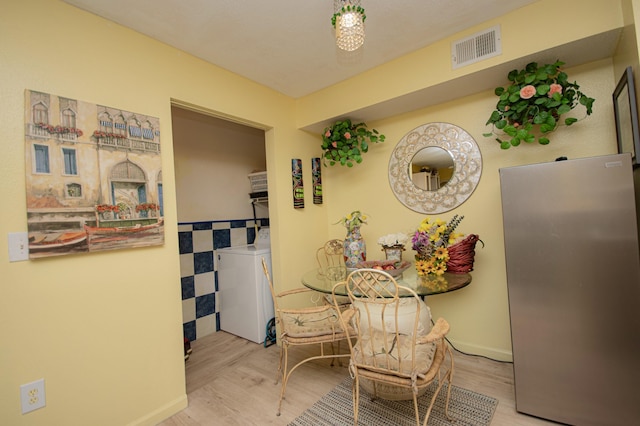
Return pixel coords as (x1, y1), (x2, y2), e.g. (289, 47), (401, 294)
(24, 90), (164, 258)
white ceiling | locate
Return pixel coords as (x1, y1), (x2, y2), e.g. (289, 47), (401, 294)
(62, 0), (540, 99)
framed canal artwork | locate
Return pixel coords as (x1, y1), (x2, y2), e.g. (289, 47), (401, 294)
(24, 89), (164, 258)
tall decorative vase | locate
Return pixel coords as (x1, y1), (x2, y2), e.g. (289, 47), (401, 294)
(344, 226), (366, 268)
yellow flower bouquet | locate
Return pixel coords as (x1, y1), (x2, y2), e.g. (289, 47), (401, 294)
(335, 210), (368, 233)
(411, 215), (464, 276)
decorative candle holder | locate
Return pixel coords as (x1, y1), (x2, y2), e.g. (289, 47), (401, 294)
(382, 245), (404, 262)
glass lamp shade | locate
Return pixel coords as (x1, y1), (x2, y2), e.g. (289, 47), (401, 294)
(335, 12), (364, 51)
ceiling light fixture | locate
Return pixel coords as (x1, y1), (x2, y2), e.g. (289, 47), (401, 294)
(332, 0), (366, 52)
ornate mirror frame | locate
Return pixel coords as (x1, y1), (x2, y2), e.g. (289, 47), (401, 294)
(388, 122), (482, 214)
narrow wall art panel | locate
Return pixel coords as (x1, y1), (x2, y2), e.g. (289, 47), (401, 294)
(312, 157), (323, 204)
(291, 158), (304, 209)
(24, 89), (164, 258)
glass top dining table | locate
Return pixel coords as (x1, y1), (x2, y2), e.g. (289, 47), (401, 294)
(301, 265), (472, 298)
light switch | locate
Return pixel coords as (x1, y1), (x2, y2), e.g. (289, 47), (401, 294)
(8, 232), (29, 262)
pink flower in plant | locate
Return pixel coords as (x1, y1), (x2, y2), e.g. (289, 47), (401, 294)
(520, 85), (536, 99)
(548, 83), (563, 98)
(331, 141), (337, 148)
(324, 130), (331, 137)
(344, 132), (351, 140)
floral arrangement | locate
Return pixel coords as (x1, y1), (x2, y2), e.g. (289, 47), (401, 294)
(331, 4), (366, 28)
(377, 232), (409, 248)
(412, 215), (464, 276)
(92, 130), (127, 139)
(321, 119), (385, 167)
(96, 204), (120, 213)
(484, 61), (595, 149)
(135, 203), (158, 212)
(35, 123), (83, 136)
(335, 210), (368, 233)
(116, 202), (131, 219)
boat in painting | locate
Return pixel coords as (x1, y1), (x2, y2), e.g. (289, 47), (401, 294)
(29, 231), (88, 251)
(84, 218), (164, 250)
(28, 230), (89, 258)
(84, 217), (164, 237)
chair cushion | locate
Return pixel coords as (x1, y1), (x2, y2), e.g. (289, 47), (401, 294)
(351, 298), (431, 336)
(281, 308), (343, 338)
(351, 298), (435, 375)
(354, 330), (436, 375)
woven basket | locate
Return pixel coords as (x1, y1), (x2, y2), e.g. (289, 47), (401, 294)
(446, 234), (482, 273)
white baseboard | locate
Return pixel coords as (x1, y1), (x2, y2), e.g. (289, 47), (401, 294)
(447, 338), (513, 362)
(127, 394), (188, 426)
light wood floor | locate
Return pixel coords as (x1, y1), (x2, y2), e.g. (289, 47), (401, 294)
(158, 332), (557, 425)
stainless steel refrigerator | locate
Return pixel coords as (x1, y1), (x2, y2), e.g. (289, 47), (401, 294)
(500, 153), (640, 425)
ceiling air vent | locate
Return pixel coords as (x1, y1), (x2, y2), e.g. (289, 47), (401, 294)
(451, 25), (501, 69)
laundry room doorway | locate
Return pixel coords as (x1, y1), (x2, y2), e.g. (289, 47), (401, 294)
(170, 104), (269, 348)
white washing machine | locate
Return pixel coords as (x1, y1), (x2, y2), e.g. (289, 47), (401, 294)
(216, 228), (274, 344)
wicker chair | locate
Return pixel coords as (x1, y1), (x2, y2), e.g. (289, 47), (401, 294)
(315, 239), (351, 308)
(332, 268), (454, 426)
(316, 238), (345, 271)
(260, 257), (354, 416)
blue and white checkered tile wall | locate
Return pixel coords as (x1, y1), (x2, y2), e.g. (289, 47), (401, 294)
(178, 218), (269, 342)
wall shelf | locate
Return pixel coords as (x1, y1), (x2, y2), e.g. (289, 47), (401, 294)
(251, 197), (268, 204)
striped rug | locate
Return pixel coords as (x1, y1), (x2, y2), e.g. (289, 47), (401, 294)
(289, 377), (498, 426)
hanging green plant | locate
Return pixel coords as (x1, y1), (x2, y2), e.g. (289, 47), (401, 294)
(321, 119), (385, 167)
(483, 60), (595, 149)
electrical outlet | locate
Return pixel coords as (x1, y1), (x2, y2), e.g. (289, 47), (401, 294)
(8, 232), (29, 262)
(20, 378), (46, 414)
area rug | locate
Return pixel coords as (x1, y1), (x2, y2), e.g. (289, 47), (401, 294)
(288, 377), (498, 426)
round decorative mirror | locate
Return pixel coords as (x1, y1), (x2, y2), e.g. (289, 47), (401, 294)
(409, 146), (455, 191)
(388, 122), (482, 214)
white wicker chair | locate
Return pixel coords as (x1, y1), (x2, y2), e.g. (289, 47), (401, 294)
(261, 257), (354, 416)
(316, 239), (351, 308)
(316, 238), (345, 270)
(332, 268), (454, 426)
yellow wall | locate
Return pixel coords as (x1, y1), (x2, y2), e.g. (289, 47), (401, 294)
(0, 1), (304, 425)
(296, 0), (631, 360)
(1, 0), (636, 424)
(319, 59), (617, 359)
(289, 0), (626, 360)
